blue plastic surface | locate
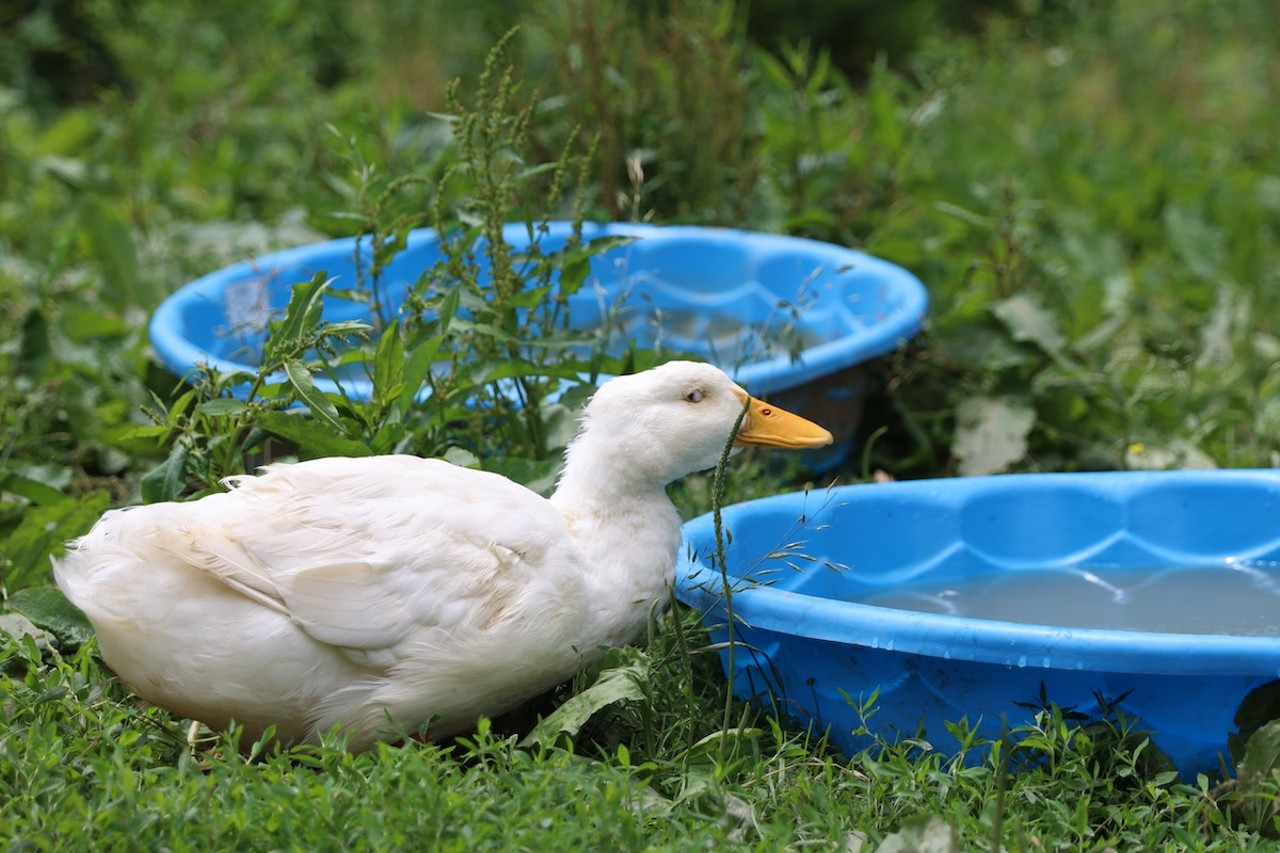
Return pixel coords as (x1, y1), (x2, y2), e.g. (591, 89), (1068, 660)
(150, 222), (926, 400)
(675, 469), (1280, 778)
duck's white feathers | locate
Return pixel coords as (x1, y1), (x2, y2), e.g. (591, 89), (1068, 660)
(192, 457), (575, 653)
(57, 456), (597, 748)
(53, 360), (833, 750)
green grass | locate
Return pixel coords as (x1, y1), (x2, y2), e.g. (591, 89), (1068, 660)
(5, 0), (1280, 848)
(2, 621), (1270, 850)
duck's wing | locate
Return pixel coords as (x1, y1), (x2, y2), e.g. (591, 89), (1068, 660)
(168, 456), (578, 664)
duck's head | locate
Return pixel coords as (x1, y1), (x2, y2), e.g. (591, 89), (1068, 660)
(564, 360), (834, 488)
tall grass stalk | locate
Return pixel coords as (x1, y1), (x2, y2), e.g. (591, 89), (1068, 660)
(709, 394), (751, 766)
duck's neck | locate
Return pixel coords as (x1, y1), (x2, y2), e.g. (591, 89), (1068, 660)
(550, 443), (683, 650)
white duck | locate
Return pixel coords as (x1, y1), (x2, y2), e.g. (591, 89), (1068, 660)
(55, 361), (832, 750)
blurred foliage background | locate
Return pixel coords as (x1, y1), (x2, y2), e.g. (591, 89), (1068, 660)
(4, 0), (1280, 572)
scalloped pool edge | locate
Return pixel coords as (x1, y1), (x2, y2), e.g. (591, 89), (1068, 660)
(675, 469), (1280, 777)
(148, 222), (929, 399)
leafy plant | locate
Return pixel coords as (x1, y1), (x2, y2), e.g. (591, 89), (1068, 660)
(859, 3), (1280, 478)
(133, 32), (642, 496)
(752, 43), (923, 245)
(536, 0), (759, 223)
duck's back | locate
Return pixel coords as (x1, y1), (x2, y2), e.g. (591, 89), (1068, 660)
(54, 455), (592, 747)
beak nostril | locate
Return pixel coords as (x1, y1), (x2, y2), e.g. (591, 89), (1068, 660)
(735, 395), (833, 449)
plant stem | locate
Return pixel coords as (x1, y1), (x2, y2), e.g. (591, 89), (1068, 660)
(711, 393), (750, 766)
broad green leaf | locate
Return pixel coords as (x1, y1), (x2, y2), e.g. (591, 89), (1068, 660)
(953, 396), (1035, 476)
(0, 469), (69, 505)
(257, 411), (372, 459)
(521, 330), (597, 350)
(19, 307), (50, 373)
(991, 294), (1067, 358)
(559, 256), (591, 294)
(479, 359), (583, 384)
(11, 462), (74, 492)
(937, 318), (1033, 372)
(325, 286), (372, 304)
(448, 318), (520, 343)
(322, 320), (374, 338)
(400, 336), (443, 410)
(81, 199), (151, 309)
(140, 441), (190, 503)
(520, 650), (650, 747)
(1165, 203), (1227, 283)
(267, 273), (332, 359)
(166, 388), (198, 425)
(112, 424), (174, 446)
(577, 234), (640, 259)
(511, 161), (559, 183)
(39, 154), (94, 191)
(867, 70), (906, 153)
(677, 727), (764, 766)
(195, 399), (251, 417)
(372, 227), (410, 270)
(4, 491), (110, 590)
(1230, 681), (1280, 765)
(755, 46), (793, 91)
(368, 419), (407, 455)
(283, 358), (344, 432)
(373, 320), (406, 411)
(1237, 719), (1280, 833)
(436, 285), (461, 334)
(503, 284), (553, 309)
(8, 586), (95, 646)
(60, 301), (129, 341)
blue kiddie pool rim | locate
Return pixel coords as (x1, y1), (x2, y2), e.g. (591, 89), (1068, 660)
(675, 469), (1280, 678)
(148, 222), (929, 397)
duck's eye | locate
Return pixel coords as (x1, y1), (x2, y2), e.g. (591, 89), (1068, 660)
(685, 389), (704, 403)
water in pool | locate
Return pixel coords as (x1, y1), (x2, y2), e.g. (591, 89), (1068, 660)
(859, 562), (1280, 636)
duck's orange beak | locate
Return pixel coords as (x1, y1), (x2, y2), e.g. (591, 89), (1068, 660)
(731, 390), (834, 449)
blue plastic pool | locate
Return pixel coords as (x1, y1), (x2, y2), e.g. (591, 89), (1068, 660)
(675, 469), (1280, 778)
(150, 222), (927, 462)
